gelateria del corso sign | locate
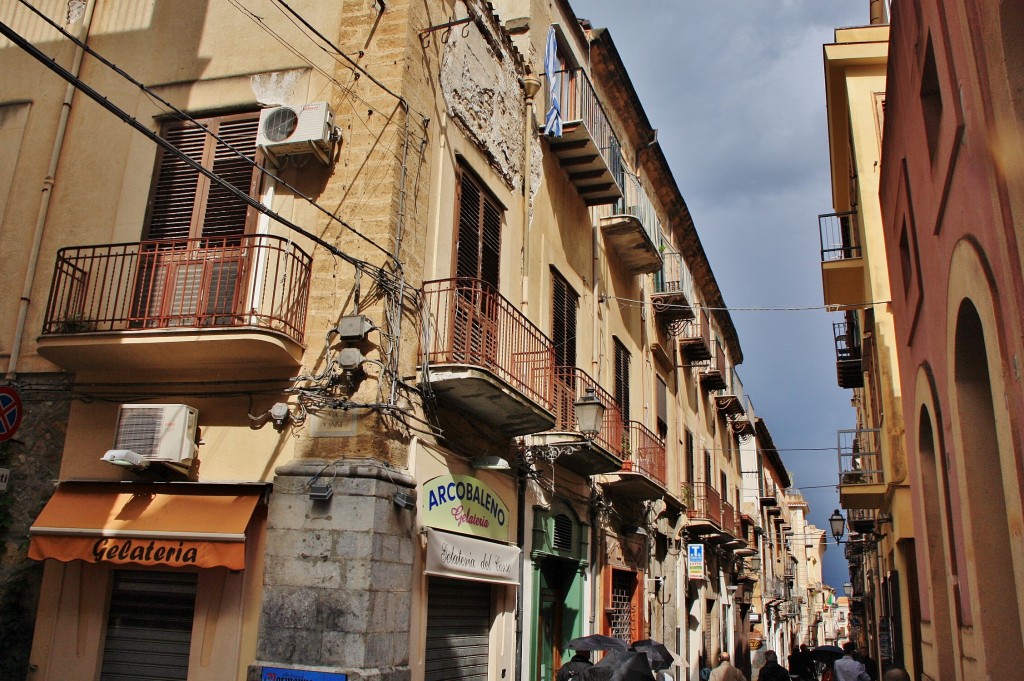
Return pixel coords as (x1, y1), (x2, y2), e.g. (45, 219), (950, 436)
(421, 474), (510, 542)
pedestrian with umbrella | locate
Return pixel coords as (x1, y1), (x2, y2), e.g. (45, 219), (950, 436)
(558, 650), (594, 681)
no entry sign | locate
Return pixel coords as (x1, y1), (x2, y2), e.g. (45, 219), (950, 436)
(0, 386), (23, 442)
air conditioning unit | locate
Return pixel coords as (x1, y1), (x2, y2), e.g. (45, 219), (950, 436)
(257, 102), (336, 165)
(111, 404), (199, 465)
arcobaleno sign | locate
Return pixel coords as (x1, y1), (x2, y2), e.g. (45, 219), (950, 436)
(422, 474), (511, 542)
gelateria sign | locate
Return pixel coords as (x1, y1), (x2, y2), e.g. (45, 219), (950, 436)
(424, 527), (521, 585)
(421, 474), (510, 542)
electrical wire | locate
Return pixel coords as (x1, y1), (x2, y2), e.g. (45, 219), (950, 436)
(605, 293), (893, 313)
(14, 0), (403, 281)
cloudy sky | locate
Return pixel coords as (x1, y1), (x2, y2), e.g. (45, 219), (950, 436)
(576, 1), (869, 587)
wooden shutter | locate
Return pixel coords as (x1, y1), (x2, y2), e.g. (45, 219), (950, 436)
(146, 113), (259, 241)
(614, 339), (630, 423)
(455, 167), (502, 288)
(656, 376), (668, 437)
(685, 430), (695, 483)
(551, 269), (577, 369)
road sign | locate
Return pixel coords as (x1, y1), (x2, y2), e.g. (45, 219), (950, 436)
(688, 543), (705, 580)
(0, 386), (23, 442)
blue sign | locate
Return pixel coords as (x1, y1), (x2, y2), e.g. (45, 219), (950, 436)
(262, 667), (348, 681)
(0, 386), (23, 442)
(687, 543), (705, 580)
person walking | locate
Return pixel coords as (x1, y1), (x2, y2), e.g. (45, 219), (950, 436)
(757, 650), (790, 681)
(556, 650), (593, 680)
(709, 652), (747, 681)
(833, 643), (870, 681)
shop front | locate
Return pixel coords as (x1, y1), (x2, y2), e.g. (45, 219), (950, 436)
(25, 482), (268, 681)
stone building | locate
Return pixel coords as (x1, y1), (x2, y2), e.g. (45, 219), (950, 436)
(0, 1), (816, 680)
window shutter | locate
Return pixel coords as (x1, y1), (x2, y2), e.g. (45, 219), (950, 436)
(656, 376), (668, 428)
(146, 113), (259, 242)
(455, 167), (502, 288)
(614, 339), (630, 423)
(551, 270), (577, 369)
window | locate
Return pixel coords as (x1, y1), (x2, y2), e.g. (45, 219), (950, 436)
(146, 113), (261, 241)
(455, 165), (502, 288)
(685, 429), (695, 483)
(551, 269), (578, 369)
(136, 113), (261, 328)
(613, 339), (630, 424)
(656, 376), (668, 439)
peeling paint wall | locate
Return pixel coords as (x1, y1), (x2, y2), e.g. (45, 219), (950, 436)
(250, 69), (307, 108)
(441, 0), (526, 192)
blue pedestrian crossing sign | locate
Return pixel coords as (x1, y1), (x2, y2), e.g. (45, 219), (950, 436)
(0, 386), (23, 443)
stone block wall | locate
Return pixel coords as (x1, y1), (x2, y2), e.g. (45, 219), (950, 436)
(251, 460), (416, 681)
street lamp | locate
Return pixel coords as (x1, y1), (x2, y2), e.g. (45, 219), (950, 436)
(829, 509), (846, 544)
(574, 387), (605, 439)
(843, 582), (853, 597)
(749, 554), (761, 572)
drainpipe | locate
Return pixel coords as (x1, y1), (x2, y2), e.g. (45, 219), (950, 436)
(869, 0), (886, 24)
(520, 74), (540, 313)
(5, 0), (98, 380)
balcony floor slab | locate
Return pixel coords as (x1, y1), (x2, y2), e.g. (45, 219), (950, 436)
(424, 365), (555, 437)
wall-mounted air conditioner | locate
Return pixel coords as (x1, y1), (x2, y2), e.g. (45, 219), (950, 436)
(109, 404), (199, 465)
(256, 102), (336, 165)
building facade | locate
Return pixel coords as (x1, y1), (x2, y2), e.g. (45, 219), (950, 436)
(0, 2), (824, 680)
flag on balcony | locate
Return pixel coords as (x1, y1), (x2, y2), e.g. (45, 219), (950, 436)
(543, 26), (562, 137)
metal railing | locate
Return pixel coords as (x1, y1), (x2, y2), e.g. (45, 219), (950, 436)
(722, 500), (736, 538)
(838, 428), (884, 486)
(819, 210), (861, 262)
(41, 235), (312, 343)
(833, 317), (862, 363)
(422, 278), (555, 411)
(684, 481), (722, 527)
(614, 171), (661, 248)
(653, 250), (693, 299)
(547, 67), (622, 179)
(550, 365), (625, 458)
(625, 420), (666, 486)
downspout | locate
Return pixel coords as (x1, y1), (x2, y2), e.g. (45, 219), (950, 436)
(514, 73), (540, 681)
(521, 73), (540, 312)
(5, 0), (98, 380)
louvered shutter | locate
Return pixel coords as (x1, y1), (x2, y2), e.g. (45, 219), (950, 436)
(614, 339), (630, 424)
(455, 167), (502, 288)
(146, 113), (259, 241)
(551, 270), (577, 370)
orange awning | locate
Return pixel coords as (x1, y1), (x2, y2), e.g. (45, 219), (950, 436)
(29, 483), (264, 570)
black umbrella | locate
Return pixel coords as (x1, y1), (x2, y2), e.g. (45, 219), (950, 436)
(631, 639), (676, 671)
(579, 649), (655, 681)
(810, 645), (845, 663)
(568, 634), (630, 652)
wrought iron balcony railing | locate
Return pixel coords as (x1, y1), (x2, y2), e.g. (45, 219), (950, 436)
(818, 210), (861, 262)
(614, 171), (661, 251)
(684, 481), (722, 527)
(550, 365), (625, 458)
(838, 428), (884, 486)
(421, 278), (555, 411)
(624, 420), (666, 487)
(548, 67), (623, 179)
(41, 235), (312, 343)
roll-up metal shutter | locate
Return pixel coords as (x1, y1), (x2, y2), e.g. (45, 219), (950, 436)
(100, 570), (198, 681)
(425, 577), (492, 681)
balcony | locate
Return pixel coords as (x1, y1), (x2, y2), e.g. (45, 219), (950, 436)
(420, 278), (555, 436)
(698, 340), (727, 392)
(819, 211), (866, 308)
(604, 420), (668, 500)
(544, 67), (623, 205)
(716, 369), (755, 438)
(838, 428), (885, 509)
(37, 235), (311, 377)
(528, 366), (624, 475)
(683, 481), (723, 535)
(679, 308), (713, 363)
(651, 250), (695, 329)
(834, 311), (864, 389)
(599, 171), (663, 275)
(846, 508), (877, 534)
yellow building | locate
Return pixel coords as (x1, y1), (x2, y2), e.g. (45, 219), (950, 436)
(0, 1), (816, 679)
(820, 18), (917, 676)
